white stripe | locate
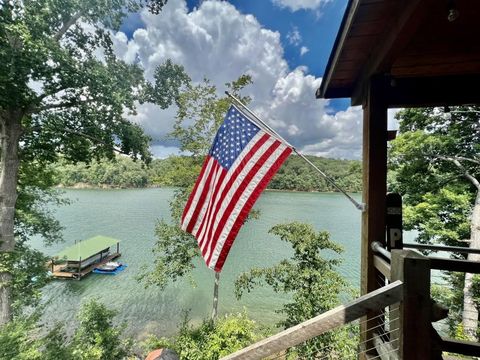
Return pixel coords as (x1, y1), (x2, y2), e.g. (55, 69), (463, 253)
(181, 157), (215, 231)
(201, 136), (278, 260)
(191, 163), (223, 236)
(208, 143), (289, 269)
(200, 134), (275, 257)
(196, 131), (267, 248)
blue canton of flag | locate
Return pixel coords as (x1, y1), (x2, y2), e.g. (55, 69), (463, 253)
(209, 106), (260, 169)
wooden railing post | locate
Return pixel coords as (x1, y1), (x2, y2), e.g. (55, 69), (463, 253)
(391, 249), (439, 359)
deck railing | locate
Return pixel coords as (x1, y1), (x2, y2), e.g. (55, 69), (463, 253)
(222, 245), (480, 359)
(220, 281), (403, 360)
(375, 244), (480, 359)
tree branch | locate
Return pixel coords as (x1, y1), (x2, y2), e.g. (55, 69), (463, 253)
(437, 156), (480, 191)
(53, 12), (82, 42)
(62, 128), (129, 156)
(26, 125), (130, 157)
(33, 98), (97, 113)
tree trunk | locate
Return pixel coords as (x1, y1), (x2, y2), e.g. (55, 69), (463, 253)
(462, 189), (480, 340)
(0, 111), (22, 326)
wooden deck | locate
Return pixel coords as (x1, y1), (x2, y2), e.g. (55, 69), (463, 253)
(50, 253), (121, 280)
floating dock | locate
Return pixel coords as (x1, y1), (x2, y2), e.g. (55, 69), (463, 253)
(49, 235), (121, 280)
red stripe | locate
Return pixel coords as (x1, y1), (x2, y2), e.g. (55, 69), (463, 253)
(195, 167), (227, 242)
(185, 159), (219, 233)
(181, 156), (212, 225)
(198, 133), (271, 253)
(214, 146), (292, 271)
(205, 139), (283, 265)
(192, 164), (224, 237)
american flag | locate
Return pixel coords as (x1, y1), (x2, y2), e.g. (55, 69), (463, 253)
(181, 105), (292, 272)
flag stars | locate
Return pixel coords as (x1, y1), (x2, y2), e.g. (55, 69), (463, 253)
(209, 107), (261, 169)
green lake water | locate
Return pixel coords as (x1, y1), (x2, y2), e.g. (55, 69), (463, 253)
(32, 188), (366, 339)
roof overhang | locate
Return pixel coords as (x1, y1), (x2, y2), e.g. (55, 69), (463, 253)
(317, 0), (480, 106)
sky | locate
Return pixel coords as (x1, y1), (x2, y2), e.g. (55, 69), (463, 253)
(114, 0), (398, 159)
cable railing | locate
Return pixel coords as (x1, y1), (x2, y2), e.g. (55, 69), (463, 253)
(220, 281), (403, 360)
(221, 242), (480, 360)
(372, 242), (480, 358)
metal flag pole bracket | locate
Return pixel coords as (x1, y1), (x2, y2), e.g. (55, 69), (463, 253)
(225, 91), (366, 212)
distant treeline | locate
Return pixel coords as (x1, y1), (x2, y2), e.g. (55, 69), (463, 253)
(53, 155), (362, 192)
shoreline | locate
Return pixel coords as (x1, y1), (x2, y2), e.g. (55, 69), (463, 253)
(56, 183), (361, 194)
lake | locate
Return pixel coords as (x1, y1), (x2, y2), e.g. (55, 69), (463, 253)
(32, 188), (365, 339)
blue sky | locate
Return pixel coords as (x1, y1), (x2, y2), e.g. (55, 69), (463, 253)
(115, 0), (366, 159)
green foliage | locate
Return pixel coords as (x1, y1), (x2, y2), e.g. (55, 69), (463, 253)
(0, 315), (43, 360)
(144, 313), (260, 360)
(235, 222), (357, 358)
(0, 299), (132, 360)
(2, 0), (187, 164)
(269, 155), (362, 193)
(53, 156), (151, 188)
(403, 187), (472, 248)
(70, 300), (131, 360)
(53, 153), (362, 192)
(0, 0), (190, 322)
(390, 106), (480, 337)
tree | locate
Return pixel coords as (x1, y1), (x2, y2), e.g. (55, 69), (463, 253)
(140, 75), (253, 288)
(234, 222), (357, 359)
(0, 0), (190, 324)
(143, 312), (260, 360)
(0, 299), (131, 360)
(70, 300), (132, 360)
(389, 106), (480, 339)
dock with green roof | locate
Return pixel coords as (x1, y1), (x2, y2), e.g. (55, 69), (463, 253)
(49, 235), (121, 280)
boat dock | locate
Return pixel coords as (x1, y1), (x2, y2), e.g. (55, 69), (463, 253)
(49, 235), (121, 280)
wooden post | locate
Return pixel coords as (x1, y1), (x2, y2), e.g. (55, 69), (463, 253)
(116, 242), (119, 254)
(390, 249), (438, 359)
(360, 75), (388, 357)
(212, 271), (220, 321)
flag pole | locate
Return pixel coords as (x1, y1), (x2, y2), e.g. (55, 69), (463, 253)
(225, 91), (366, 212)
(211, 271), (220, 321)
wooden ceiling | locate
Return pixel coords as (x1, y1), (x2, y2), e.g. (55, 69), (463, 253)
(317, 0), (480, 105)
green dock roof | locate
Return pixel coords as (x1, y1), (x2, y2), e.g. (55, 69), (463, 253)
(54, 235), (120, 262)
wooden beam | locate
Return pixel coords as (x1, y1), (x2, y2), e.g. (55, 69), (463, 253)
(385, 75), (480, 107)
(352, 0), (434, 105)
(441, 337), (480, 357)
(373, 255), (391, 281)
(316, 0), (361, 99)
(360, 75), (388, 357)
(404, 242), (480, 255)
(430, 257), (480, 274)
(220, 281), (403, 360)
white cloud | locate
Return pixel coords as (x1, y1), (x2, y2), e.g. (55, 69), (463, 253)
(113, 0), (363, 159)
(286, 27), (302, 46)
(300, 46), (309, 56)
(257, 67), (362, 159)
(271, 0), (330, 12)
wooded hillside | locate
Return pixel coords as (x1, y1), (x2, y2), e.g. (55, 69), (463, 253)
(53, 155), (362, 192)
